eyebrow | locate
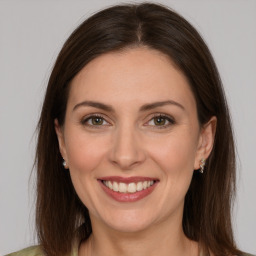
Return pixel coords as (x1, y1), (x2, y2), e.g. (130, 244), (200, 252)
(73, 101), (114, 112)
(73, 100), (185, 112)
(139, 100), (185, 111)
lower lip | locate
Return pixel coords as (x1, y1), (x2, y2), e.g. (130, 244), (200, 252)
(99, 180), (158, 202)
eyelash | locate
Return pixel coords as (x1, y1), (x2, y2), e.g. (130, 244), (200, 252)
(81, 114), (110, 128)
(80, 113), (175, 129)
(146, 114), (175, 129)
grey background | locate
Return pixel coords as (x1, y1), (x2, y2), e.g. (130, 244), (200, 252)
(0, 0), (255, 255)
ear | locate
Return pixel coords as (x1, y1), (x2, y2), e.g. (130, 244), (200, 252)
(54, 119), (68, 168)
(194, 116), (217, 170)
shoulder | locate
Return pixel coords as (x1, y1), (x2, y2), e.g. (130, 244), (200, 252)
(5, 243), (79, 256)
(5, 246), (44, 256)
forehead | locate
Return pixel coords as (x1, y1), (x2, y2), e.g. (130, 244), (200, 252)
(68, 47), (196, 112)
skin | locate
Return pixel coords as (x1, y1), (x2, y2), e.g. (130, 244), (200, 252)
(55, 47), (216, 256)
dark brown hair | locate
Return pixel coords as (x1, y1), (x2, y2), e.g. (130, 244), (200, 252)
(36, 3), (241, 256)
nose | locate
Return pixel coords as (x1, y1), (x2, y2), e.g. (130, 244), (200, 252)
(108, 124), (146, 170)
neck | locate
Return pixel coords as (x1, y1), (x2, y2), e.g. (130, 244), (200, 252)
(79, 216), (198, 256)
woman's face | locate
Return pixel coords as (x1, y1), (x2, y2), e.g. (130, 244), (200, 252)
(56, 47), (215, 233)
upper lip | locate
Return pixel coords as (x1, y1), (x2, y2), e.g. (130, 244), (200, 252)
(98, 176), (159, 184)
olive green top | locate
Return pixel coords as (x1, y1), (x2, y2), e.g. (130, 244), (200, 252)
(5, 243), (79, 256)
(6, 245), (255, 256)
(6, 246), (50, 256)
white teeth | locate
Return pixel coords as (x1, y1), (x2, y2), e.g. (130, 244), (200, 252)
(136, 182), (143, 191)
(119, 183), (127, 193)
(113, 181), (119, 192)
(103, 180), (155, 193)
(127, 183), (136, 193)
(143, 181), (148, 189)
(108, 181), (113, 189)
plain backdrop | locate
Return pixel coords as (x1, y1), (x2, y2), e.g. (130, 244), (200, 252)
(0, 0), (255, 255)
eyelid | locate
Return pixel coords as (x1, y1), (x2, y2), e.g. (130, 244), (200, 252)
(80, 112), (175, 129)
(144, 113), (176, 128)
(80, 113), (111, 127)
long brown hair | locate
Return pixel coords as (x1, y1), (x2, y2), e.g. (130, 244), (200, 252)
(36, 3), (241, 256)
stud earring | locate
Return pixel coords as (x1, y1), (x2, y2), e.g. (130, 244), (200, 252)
(199, 158), (206, 174)
(62, 159), (68, 169)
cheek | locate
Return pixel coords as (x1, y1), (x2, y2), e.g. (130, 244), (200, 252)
(64, 131), (110, 212)
(65, 132), (108, 175)
(149, 133), (197, 172)
(147, 131), (198, 195)
(146, 133), (198, 215)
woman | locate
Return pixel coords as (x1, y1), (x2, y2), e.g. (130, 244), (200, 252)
(6, 2), (254, 256)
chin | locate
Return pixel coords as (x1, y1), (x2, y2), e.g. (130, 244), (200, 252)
(97, 208), (159, 233)
(108, 220), (153, 233)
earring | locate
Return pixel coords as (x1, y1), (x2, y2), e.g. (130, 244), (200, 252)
(62, 159), (68, 169)
(199, 158), (206, 173)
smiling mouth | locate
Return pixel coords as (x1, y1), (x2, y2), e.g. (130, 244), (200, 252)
(98, 176), (159, 202)
(102, 180), (155, 194)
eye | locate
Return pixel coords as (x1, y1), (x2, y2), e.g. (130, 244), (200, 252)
(146, 114), (175, 128)
(81, 114), (110, 127)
